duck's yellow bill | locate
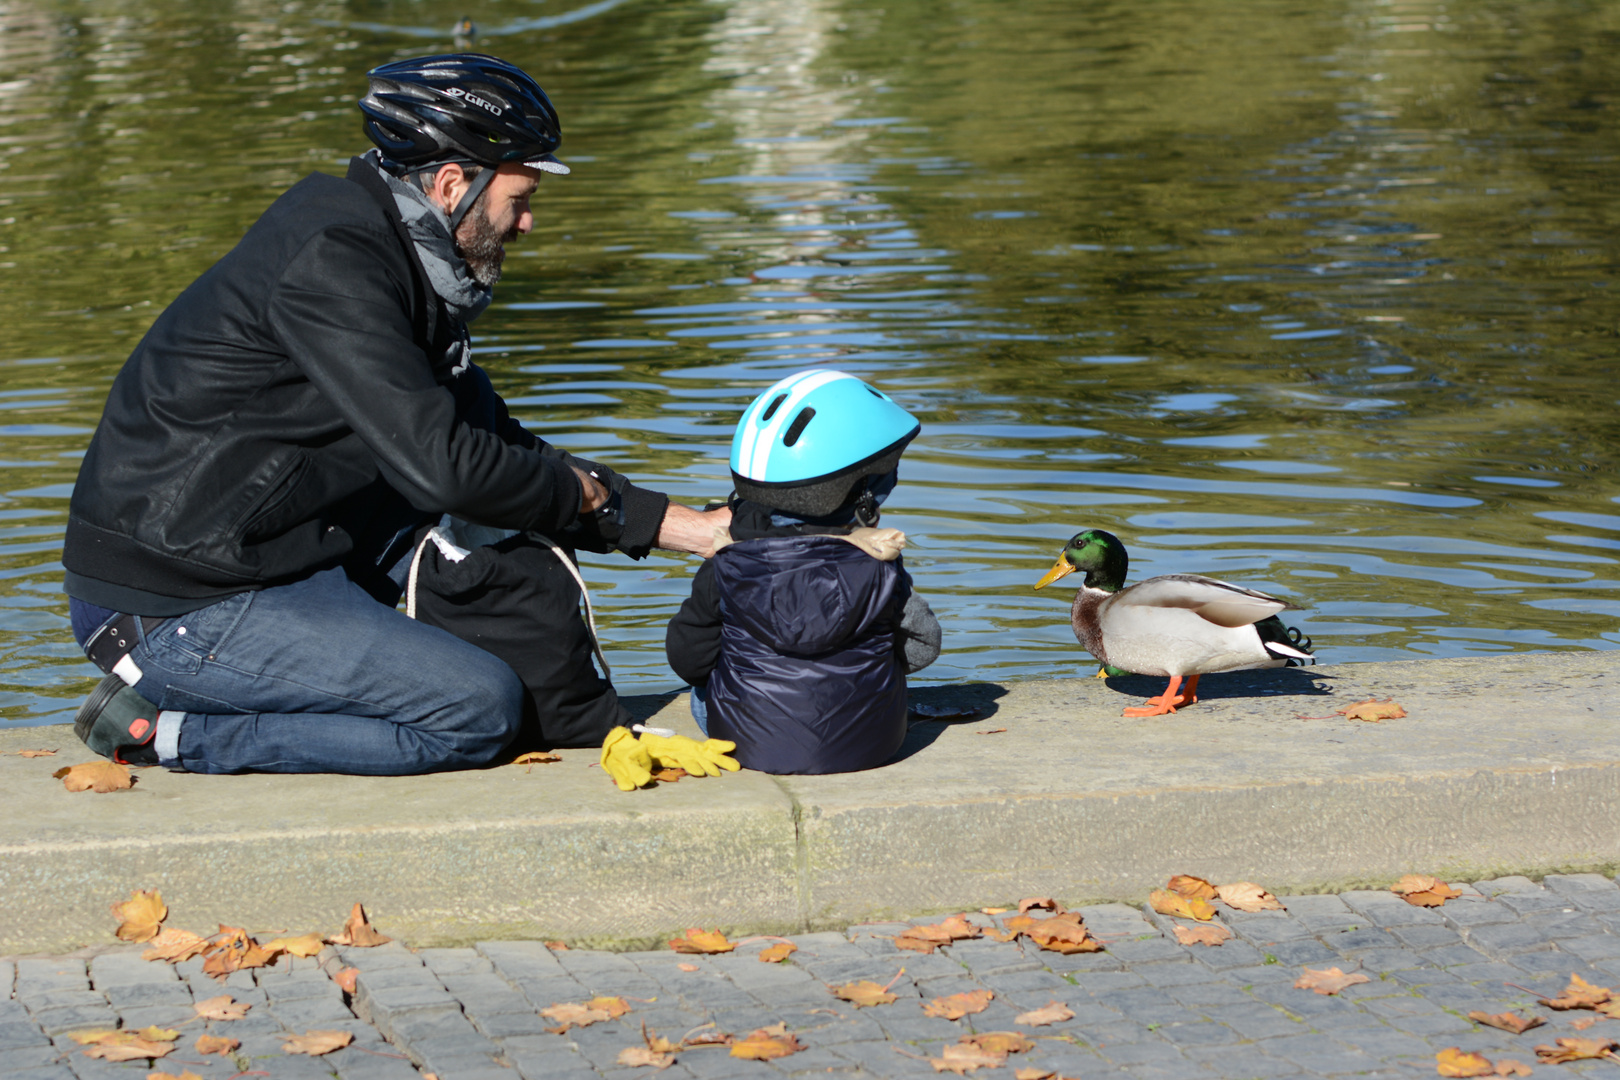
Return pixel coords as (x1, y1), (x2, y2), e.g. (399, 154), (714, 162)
(1034, 557), (1076, 590)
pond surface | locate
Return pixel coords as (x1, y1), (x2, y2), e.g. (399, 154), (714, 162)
(1, 0), (1618, 725)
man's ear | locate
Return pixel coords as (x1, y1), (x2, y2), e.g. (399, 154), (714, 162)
(426, 162), (469, 216)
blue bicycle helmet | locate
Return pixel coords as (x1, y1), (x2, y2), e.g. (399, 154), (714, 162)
(730, 370), (920, 519)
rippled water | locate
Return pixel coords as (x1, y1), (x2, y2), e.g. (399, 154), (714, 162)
(1, 0), (1617, 725)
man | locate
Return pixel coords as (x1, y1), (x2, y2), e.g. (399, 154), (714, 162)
(61, 54), (729, 775)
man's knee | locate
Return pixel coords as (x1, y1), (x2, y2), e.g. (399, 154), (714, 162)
(437, 650), (525, 765)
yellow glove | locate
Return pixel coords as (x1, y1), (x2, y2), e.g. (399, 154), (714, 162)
(639, 732), (741, 778)
(600, 726), (654, 791)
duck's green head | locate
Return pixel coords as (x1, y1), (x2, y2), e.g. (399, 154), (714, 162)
(1033, 528), (1129, 593)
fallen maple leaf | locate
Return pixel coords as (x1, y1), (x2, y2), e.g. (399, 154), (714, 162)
(1337, 697), (1407, 722)
(833, 980), (898, 1008)
(1014, 1070), (1055, 1080)
(758, 942), (797, 963)
(962, 1032), (1034, 1055)
(669, 927), (734, 954)
(729, 1024), (803, 1061)
(975, 728), (1007, 735)
(1215, 882), (1285, 912)
(282, 1031), (352, 1056)
(201, 926), (277, 980)
(586, 997), (632, 1019)
(1436, 1047), (1495, 1078)
(1023, 912), (1102, 955)
(1392, 875), (1462, 907)
(142, 929), (209, 964)
(929, 1043), (1005, 1074)
(896, 915), (981, 953)
(1167, 875), (1217, 900)
(1572, 1017), (1599, 1031)
(1150, 889), (1216, 922)
(1294, 967), (1371, 995)
(1469, 1011), (1545, 1035)
(194, 1035), (239, 1056)
(147, 1071), (203, 1080)
(333, 967), (359, 994)
(1539, 973), (1612, 1010)
(980, 907), (1009, 916)
(1017, 897), (1059, 914)
(328, 902), (390, 947)
(651, 767), (687, 783)
(76, 1028), (180, 1062)
(1599, 1001), (1620, 1019)
(545, 940), (569, 950)
(1535, 1037), (1619, 1064)
(17, 749), (57, 757)
(539, 996), (631, 1034)
(1494, 1060), (1532, 1077)
(112, 889), (168, 943)
(923, 989), (994, 1020)
(512, 751), (561, 771)
(617, 1047), (674, 1070)
(676, 963), (698, 972)
(1174, 924), (1232, 947)
(263, 933), (325, 958)
(193, 995), (250, 1021)
(1014, 1001), (1073, 1027)
(54, 761), (135, 793)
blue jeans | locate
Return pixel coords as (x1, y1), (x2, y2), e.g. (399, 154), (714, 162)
(688, 681), (709, 735)
(118, 567), (523, 775)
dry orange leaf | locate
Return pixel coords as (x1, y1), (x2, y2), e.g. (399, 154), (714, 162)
(1014, 1001), (1073, 1027)
(1534, 1037), (1619, 1064)
(1469, 1011), (1545, 1035)
(333, 967), (359, 994)
(193, 995), (250, 1021)
(1337, 697), (1406, 722)
(833, 980), (898, 1008)
(55, 761), (135, 793)
(142, 928), (209, 964)
(896, 915), (981, 953)
(923, 989), (994, 1020)
(586, 997), (632, 1019)
(962, 1032), (1034, 1055)
(201, 926), (278, 980)
(976, 728), (1008, 735)
(263, 933), (325, 958)
(1017, 897), (1059, 914)
(17, 749), (57, 757)
(617, 1047), (674, 1070)
(676, 963), (699, 972)
(1167, 875), (1217, 900)
(194, 1035), (240, 1056)
(1295, 967), (1371, 995)
(758, 942), (797, 964)
(148, 1071), (204, 1080)
(545, 940), (569, 950)
(540, 996), (631, 1034)
(1494, 1060), (1532, 1077)
(981, 907), (1009, 916)
(1572, 1017), (1599, 1031)
(1149, 889), (1216, 922)
(1174, 924), (1232, 947)
(112, 889), (168, 943)
(329, 902), (390, 948)
(729, 1024), (803, 1061)
(929, 1043), (1006, 1074)
(1024, 914), (1102, 955)
(651, 767), (687, 783)
(1436, 1047), (1495, 1078)
(669, 927), (735, 954)
(1539, 974), (1612, 1010)
(76, 1028), (180, 1062)
(1215, 882), (1285, 912)
(513, 751), (561, 772)
(1014, 1070), (1056, 1080)
(1599, 1001), (1620, 1019)
(282, 1030), (352, 1056)
(1392, 875), (1462, 907)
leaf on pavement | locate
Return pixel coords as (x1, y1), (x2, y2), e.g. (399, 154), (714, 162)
(1534, 1037), (1619, 1064)
(1539, 973), (1612, 1010)
(194, 1035), (240, 1056)
(962, 1032), (1034, 1055)
(652, 768), (687, 783)
(729, 1024), (803, 1061)
(540, 996), (631, 1034)
(1174, 924), (1232, 947)
(1014, 1001), (1073, 1027)
(1469, 1011), (1544, 1034)
(147, 1071), (204, 1080)
(263, 933), (325, 958)
(333, 967), (359, 994)
(55, 761), (135, 793)
(201, 925), (278, 980)
(1020, 910), (1102, 954)
(617, 1047), (674, 1070)
(282, 1030), (353, 1056)
(923, 989), (994, 1020)
(1598, 1000), (1620, 1019)
(17, 749), (57, 757)
(112, 889), (168, 943)
(328, 902), (390, 948)
(1294, 967), (1370, 995)
(758, 942), (797, 964)
(1014, 1070), (1056, 1080)
(513, 752), (561, 772)
(896, 915), (981, 953)
(1336, 697), (1406, 722)
(586, 997), (632, 1019)
(677, 963), (698, 972)
(1149, 890), (1215, 922)
(1494, 1060), (1532, 1077)
(1392, 875), (1462, 907)
(1167, 875), (1217, 900)
(928, 1043), (1006, 1074)
(1017, 898), (1059, 914)
(833, 980), (898, 1008)
(1215, 882), (1285, 912)
(1572, 1017), (1599, 1031)
(142, 929), (209, 964)
(77, 1028), (179, 1062)
(1435, 1047), (1496, 1077)
(669, 928), (735, 954)
(193, 995), (250, 1021)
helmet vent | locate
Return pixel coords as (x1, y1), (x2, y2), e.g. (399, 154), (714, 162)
(867, 386), (884, 399)
(760, 393), (788, 422)
(782, 407), (816, 447)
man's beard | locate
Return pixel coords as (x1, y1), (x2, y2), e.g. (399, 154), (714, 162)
(455, 199), (520, 288)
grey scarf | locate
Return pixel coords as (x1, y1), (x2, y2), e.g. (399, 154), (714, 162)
(365, 149), (492, 375)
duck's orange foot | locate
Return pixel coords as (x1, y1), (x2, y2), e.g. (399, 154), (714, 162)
(1122, 675), (1198, 717)
(1123, 697), (1178, 717)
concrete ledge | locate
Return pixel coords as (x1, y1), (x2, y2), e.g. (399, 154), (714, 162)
(2, 651), (1617, 954)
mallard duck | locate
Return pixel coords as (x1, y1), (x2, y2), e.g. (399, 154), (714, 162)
(1034, 528), (1313, 716)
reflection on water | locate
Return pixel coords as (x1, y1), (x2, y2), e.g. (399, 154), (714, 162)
(0, 0), (1617, 725)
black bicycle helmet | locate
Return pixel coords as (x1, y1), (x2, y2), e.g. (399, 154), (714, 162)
(360, 53), (568, 177)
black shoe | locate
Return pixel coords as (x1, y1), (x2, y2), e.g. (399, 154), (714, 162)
(74, 674), (160, 765)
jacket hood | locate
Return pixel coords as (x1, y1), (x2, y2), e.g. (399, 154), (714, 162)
(714, 534), (899, 658)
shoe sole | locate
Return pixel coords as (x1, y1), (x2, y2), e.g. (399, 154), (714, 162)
(74, 673), (126, 744)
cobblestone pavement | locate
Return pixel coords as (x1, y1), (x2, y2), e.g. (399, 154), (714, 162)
(9, 874), (1620, 1080)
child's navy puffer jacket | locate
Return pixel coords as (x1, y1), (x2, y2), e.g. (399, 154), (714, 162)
(704, 534), (908, 775)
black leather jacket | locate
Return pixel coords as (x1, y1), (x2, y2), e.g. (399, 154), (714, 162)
(65, 158), (666, 616)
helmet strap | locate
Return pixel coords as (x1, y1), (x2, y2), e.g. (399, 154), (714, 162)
(448, 165), (498, 233)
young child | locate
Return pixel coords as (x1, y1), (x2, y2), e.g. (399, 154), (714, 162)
(665, 370), (941, 775)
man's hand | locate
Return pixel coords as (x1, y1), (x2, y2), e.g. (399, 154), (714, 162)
(572, 466), (610, 514)
(656, 502), (733, 558)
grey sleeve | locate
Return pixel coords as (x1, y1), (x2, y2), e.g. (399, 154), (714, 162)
(897, 589), (942, 674)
